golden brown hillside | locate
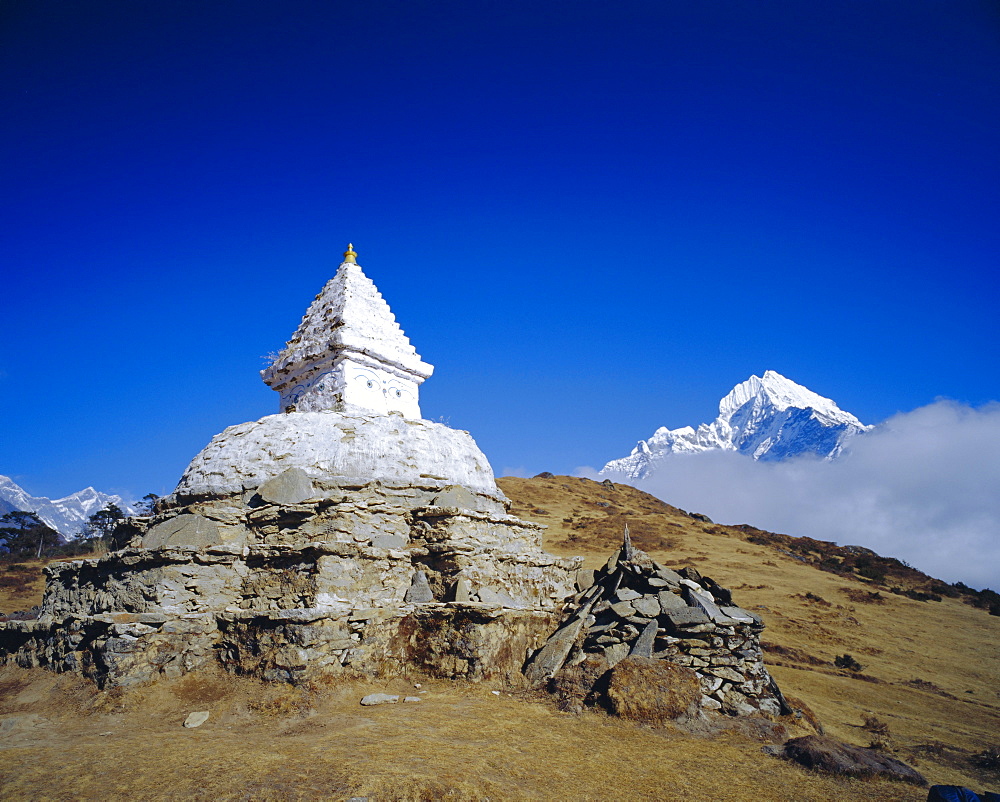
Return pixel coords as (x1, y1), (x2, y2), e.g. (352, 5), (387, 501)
(499, 475), (1000, 792)
(0, 477), (996, 800)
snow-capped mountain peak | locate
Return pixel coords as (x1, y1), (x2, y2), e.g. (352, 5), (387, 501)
(602, 371), (871, 479)
(0, 475), (134, 537)
(718, 370), (861, 426)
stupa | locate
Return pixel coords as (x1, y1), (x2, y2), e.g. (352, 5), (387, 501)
(1, 246), (581, 687)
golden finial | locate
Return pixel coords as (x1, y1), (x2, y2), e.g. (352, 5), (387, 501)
(343, 243), (358, 264)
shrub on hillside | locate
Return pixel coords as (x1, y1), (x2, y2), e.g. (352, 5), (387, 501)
(834, 654), (863, 672)
(971, 746), (1000, 772)
(861, 713), (893, 750)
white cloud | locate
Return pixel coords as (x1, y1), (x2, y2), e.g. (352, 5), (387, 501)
(600, 400), (1000, 591)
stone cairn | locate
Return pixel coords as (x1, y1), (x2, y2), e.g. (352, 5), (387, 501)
(526, 526), (791, 718)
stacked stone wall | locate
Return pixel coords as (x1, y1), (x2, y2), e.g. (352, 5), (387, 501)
(526, 534), (790, 718)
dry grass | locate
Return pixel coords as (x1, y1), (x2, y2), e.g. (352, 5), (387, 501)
(0, 665), (924, 801)
(499, 475), (1000, 793)
(0, 475), (997, 799)
(0, 559), (49, 616)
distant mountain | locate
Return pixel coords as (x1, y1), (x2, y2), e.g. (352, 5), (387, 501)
(601, 370), (871, 480)
(0, 475), (134, 538)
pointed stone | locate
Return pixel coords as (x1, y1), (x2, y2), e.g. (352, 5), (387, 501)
(454, 578), (473, 602)
(629, 619), (658, 658)
(404, 570), (434, 603)
(621, 523), (636, 562)
(524, 616), (587, 685)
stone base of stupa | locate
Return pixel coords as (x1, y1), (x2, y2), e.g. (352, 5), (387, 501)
(0, 415), (581, 687)
(0, 601), (565, 689)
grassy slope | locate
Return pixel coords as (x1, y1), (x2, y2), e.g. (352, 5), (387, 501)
(0, 477), (996, 800)
(500, 475), (1000, 792)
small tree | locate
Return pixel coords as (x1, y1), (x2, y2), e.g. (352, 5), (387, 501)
(133, 493), (159, 517)
(0, 511), (62, 559)
(84, 503), (125, 544)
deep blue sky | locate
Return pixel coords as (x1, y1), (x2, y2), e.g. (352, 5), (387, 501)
(2, 0), (998, 502)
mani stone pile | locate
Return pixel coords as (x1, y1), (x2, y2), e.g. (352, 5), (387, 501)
(0, 246), (578, 688)
(526, 527), (791, 718)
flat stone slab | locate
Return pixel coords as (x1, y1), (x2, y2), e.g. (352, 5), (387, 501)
(372, 534), (407, 550)
(432, 485), (478, 510)
(629, 619), (658, 658)
(663, 607), (711, 628)
(575, 569), (596, 592)
(610, 600), (636, 617)
(524, 616), (586, 684)
(683, 586), (734, 624)
(658, 590), (688, 612)
(258, 467), (315, 505)
(652, 564), (684, 585)
(721, 606), (760, 625)
(143, 514), (221, 550)
(360, 693), (400, 706)
(632, 596), (660, 617)
(476, 586), (519, 608)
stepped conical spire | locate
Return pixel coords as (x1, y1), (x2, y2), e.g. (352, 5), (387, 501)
(261, 245), (433, 417)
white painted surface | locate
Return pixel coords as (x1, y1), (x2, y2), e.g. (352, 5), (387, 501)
(261, 258), (432, 418)
(172, 411), (500, 498)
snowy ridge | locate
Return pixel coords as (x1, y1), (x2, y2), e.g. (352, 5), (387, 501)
(602, 371), (871, 479)
(0, 475), (134, 538)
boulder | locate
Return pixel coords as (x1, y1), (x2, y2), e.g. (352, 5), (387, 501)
(605, 657), (702, 725)
(782, 735), (927, 786)
(549, 653), (610, 713)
